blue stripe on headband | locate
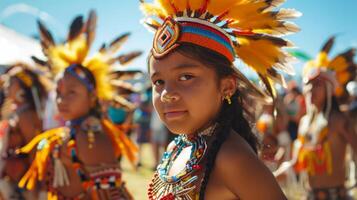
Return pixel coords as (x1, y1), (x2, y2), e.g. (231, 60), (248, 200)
(181, 26), (234, 54)
(65, 64), (94, 91)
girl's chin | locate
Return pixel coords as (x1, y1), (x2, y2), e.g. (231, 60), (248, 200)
(166, 124), (197, 135)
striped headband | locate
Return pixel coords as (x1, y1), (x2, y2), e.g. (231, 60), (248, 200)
(152, 17), (235, 62)
(65, 64), (95, 91)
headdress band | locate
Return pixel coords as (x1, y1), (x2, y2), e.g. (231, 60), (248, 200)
(65, 64), (94, 91)
(153, 17), (235, 61)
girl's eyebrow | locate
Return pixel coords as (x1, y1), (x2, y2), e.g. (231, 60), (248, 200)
(172, 63), (199, 71)
(151, 63), (199, 79)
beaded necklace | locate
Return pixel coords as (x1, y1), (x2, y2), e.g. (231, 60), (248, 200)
(66, 116), (90, 189)
(65, 116), (124, 191)
(148, 125), (216, 200)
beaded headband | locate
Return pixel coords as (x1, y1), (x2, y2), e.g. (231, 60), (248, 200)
(141, 0), (301, 100)
(153, 17), (235, 61)
(65, 64), (95, 92)
(303, 36), (356, 97)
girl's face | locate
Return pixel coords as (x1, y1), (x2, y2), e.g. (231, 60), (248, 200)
(56, 73), (96, 121)
(306, 79), (327, 109)
(149, 51), (236, 134)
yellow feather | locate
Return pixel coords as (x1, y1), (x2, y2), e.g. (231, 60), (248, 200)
(189, 0), (205, 11)
(328, 55), (349, 72)
(316, 52), (330, 67)
(226, 2), (299, 35)
(102, 119), (138, 166)
(207, 0), (240, 15)
(235, 36), (288, 75)
(336, 71), (350, 85)
(140, 3), (167, 18)
(69, 35), (89, 63)
(155, 0), (176, 15)
(252, 22), (300, 35)
(17, 127), (65, 154)
(226, 1), (266, 21)
(171, 0), (189, 12)
(18, 128), (65, 190)
(83, 55), (113, 100)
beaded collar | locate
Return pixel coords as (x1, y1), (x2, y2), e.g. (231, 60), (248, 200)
(148, 124), (216, 200)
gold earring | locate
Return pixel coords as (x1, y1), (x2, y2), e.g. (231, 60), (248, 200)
(225, 95), (232, 105)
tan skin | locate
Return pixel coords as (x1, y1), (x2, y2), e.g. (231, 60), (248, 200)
(303, 79), (357, 188)
(3, 78), (42, 181)
(276, 78), (357, 189)
(150, 51), (286, 199)
(55, 74), (120, 199)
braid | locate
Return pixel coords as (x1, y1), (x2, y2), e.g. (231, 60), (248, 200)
(199, 92), (258, 199)
(148, 43), (259, 199)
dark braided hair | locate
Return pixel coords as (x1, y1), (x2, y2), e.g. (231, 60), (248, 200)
(175, 44), (258, 199)
(148, 43), (259, 199)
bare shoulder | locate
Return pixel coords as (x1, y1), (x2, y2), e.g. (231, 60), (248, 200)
(214, 130), (286, 200)
(216, 131), (264, 177)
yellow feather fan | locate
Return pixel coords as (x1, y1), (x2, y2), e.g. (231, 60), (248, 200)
(35, 10), (141, 101)
(303, 36), (357, 97)
(17, 127), (67, 190)
(140, 0), (300, 100)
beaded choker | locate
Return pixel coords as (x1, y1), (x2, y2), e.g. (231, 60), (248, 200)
(148, 125), (216, 200)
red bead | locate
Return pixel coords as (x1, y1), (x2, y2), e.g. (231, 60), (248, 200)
(160, 193), (175, 200)
(192, 164), (201, 170)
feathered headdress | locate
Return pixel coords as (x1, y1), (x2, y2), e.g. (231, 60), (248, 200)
(33, 10), (142, 101)
(303, 36), (357, 98)
(140, 0), (301, 100)
(1, 63), (50, 119)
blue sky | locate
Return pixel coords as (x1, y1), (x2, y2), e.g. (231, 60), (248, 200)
(1, 0), (357, 75)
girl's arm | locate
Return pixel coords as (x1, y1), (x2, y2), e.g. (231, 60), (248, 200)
(336, 113), (357, 154)
(216, 133), (287, 200)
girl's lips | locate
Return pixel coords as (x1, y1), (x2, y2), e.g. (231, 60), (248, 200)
(164, 111), (187, 120)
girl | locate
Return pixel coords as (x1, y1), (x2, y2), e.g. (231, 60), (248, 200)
(0, 64), (48, 200)
(275, 37), (357, 200)
(140, 0), (300, 199)
(17, 10), (138, 199)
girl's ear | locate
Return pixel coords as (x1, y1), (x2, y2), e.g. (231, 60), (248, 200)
(220, 75), (237, 98)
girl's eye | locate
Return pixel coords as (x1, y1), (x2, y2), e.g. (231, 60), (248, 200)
(179, 74), (194, 81)
(153, 79), (164, 86)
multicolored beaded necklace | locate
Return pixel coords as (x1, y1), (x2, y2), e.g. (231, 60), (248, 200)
(148, 125), (216, 200)
(67, 117), (90, 189)
(66, 116), (123, 191)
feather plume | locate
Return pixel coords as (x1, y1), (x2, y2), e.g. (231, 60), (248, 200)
(68, 16), (84, 41)
(37, 20), (55, 50)
(85, 10), (97, 47)
(117, 51), (143, 65)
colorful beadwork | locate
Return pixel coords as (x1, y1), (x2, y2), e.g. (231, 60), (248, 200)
(66, 117), (123, 191)
(148, 134), (207, 200)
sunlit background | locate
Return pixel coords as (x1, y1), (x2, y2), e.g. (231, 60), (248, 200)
(1, 0), (357, 73)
